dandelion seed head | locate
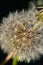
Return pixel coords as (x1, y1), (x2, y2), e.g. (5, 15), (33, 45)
(0, 3), (43, 62)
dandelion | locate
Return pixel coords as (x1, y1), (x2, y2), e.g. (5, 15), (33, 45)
(0, 3), (43, 65)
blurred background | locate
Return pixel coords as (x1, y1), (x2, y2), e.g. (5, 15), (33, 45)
(0, 0), (43, 65)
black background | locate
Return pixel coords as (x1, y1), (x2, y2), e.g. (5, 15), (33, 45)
(0, 0), (43, 65)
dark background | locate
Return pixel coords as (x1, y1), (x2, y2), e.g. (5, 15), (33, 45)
(0, 0), (43, 65)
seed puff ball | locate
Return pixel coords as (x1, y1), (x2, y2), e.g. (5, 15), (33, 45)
(0, 4), (43, 62)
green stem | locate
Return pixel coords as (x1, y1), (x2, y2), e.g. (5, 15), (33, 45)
(12, 55), (19, 65)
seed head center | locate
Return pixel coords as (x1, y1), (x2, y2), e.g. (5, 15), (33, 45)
(14, 24), (32, 44)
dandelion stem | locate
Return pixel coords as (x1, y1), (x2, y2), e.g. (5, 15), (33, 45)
(0, 51), (14, 65)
